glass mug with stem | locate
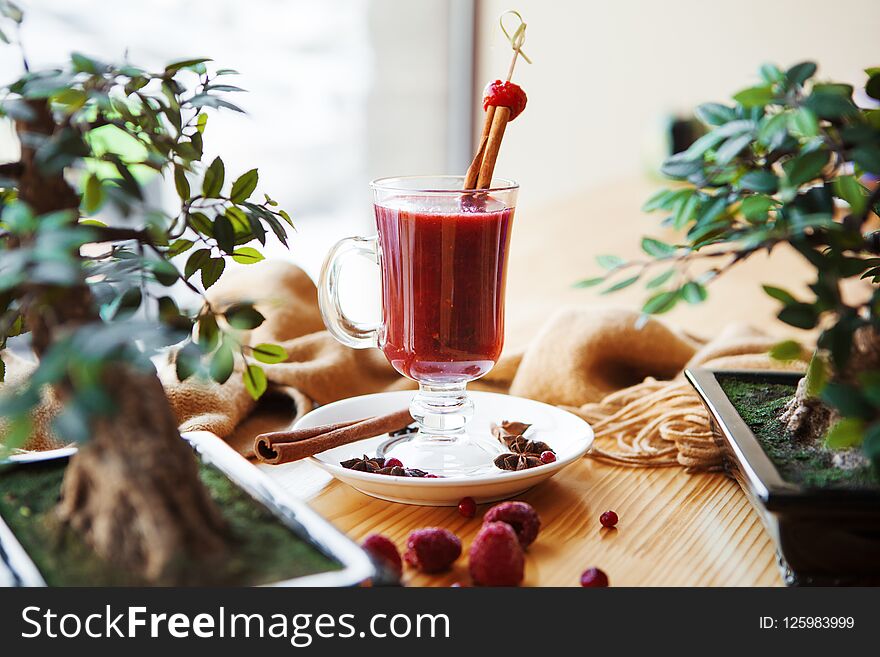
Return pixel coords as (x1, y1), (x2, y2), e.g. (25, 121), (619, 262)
(319, 175), (518, 477)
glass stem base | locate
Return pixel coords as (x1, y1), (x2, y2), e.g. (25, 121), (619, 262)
(381, 383), (502, 477)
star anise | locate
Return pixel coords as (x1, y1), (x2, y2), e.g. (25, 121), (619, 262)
(491, 420), (553, 456)
(341, 455), (431, 478)
(494, 452), (543, 471)
(340, 454), (385, 472)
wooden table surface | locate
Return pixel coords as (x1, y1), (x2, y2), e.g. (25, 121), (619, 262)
(244, 178), (818, 586)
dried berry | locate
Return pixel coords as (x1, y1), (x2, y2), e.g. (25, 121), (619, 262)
(600, 510), (618, 528)
(404, 528), (462, 573)
(384, 457), (403, 468)
(458, 496), (476, 518)
(483, 501), (540, 548)
(540, 450), (557, 464)
(361, 534), (402, 578)
(494, 453), (542, 471)
(580, 567), (609, 587)
(468, 522), (524, 586)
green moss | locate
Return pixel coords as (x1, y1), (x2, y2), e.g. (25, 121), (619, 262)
(718, 376), (878, 490)
(0, 459), (341, 586)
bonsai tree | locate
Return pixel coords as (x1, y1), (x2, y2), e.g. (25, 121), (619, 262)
(583, 61), (880, 469)
(0, 4), (291, 582)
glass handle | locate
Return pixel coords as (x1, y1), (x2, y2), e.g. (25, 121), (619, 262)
(318, 236), (381, 349)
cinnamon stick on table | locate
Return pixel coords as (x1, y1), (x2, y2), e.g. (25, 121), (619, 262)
(255, 408), (413, 465)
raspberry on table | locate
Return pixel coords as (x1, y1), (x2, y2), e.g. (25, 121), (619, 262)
(404, 527), (462, 573)
(483, 501), (540, 548)
(468, 521), (525, 586)
(361, 534), (402, 578)
(482, 80), (528, 120)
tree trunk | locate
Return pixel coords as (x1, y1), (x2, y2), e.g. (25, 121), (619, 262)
(15, 100), (229, 583)
(55, 365), (228, 583)
(781, 326), (880, 441)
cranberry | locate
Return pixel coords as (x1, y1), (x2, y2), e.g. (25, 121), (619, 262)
(580, 567), (609, 587)
(539, 450), (556, 464)
(600, 510), (618, 528)
(458, 496), (476, 518)
(384, 457), (403, 468)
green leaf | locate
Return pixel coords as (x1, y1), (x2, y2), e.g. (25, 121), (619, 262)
(865, 73), (880, 101)
(213, 215), (235, 253)
(852, 145), (880, 175)
(573, 277), (605, 288)
(642, 189), (675, 212)
(757, 112), (789, 150)
(200, 257), (225, 289)
(173, 165), (190, 201)
(646, 269), (675, 289)
(733, 85), (775, 108)
(777, 303), (818, 329)
(740, 195), (775, 222)
(167, 238), (194, 258)
(759, 63), (784, 84)
(822, 382), (874, 419)
(769, 339), (803, 361)
(694, 102), (735, 126)
(681, 281), (708, 304)
(788, 107), (818, 138)
(202, 156), (225, 198)
(672, 193), (699, 230)
(165, 57), (212, 73)
(824, 418), (864, 449)
(786, 61), (817, 86)
(209, 343), (235, 384)
(660, 154), (703, 179)
(252, 343), (287, 364)
(231, 247), (265, 264)
(82, 174), (104, 214)
(715, 133), (753, 164)
(184, 248), (211, 280)
(805, 92), (857, 119)
(224, 303), (265, 330)
(783, 150), (829, 187)
(197, 312), (220, 351)
(243, 364), (267, 400)
(739, 170), (778, 194)
(175, 341), (201, 382)
(230, 169), (259, 203)
(601, 275), (640, 294)
(596, 255), (625, 270)
(640, 237), (676, 258)
(642, 290), (679, 315)
(833, 175), (866, 214)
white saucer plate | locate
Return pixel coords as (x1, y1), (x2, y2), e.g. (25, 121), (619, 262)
(301, 390), (593, 505)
